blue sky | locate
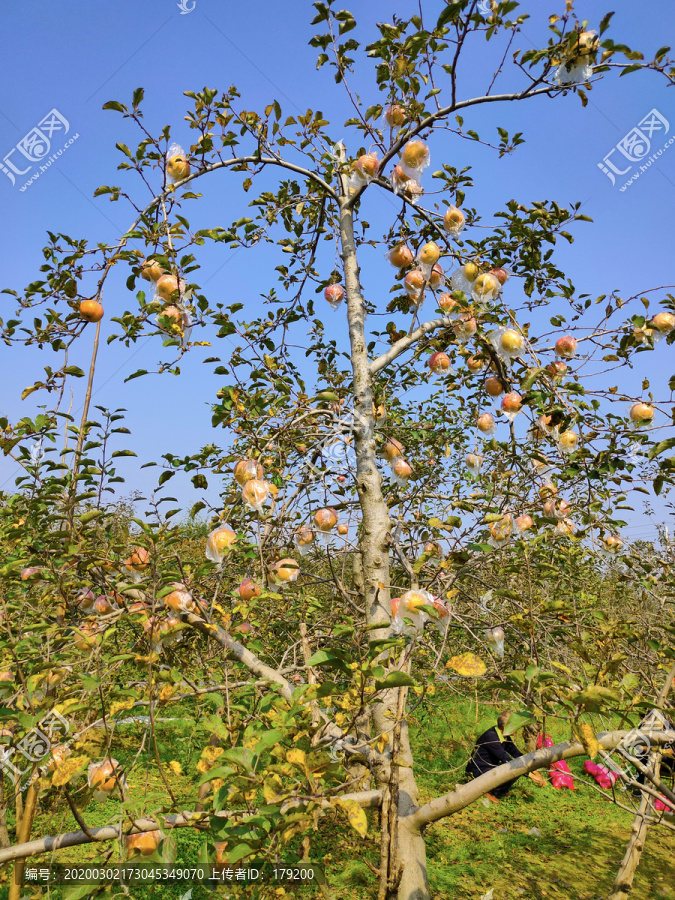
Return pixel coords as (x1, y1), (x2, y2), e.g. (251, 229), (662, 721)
(1, 0), (674, 542)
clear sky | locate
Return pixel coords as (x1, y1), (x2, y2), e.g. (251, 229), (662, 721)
(1, 0), (674, 543)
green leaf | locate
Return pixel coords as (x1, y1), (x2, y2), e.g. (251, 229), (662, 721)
(111, 450), (137, 458)
(375, 671), (415, 689)
(102, 100), (127, 112)
(649, 438), (675, 460)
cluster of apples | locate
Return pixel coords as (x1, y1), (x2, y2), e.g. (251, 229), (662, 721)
(233, 458), (280, 513)
(390, 139), (430, 203)
(634, 311), (675, 345)
(391, 589), (451, 637)
(139, 257), (192, 341)
(382, 437), (412, 488)
(451, 261), (507, 308)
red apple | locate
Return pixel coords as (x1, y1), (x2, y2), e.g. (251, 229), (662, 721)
(237, 579), (261, 602)
(79, 300), (104, 323)
(555, 335), (577, 358)
(428, 352), (452, 375)
(389, 245), (413, 268)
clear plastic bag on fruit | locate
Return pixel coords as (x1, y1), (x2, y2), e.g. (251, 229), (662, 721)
(451, 265), (476, 295)
(324, 284), (345, 310)
(242, 478), (270, 512)
(205, 524), (237, 565)
(514, 514), (534, 537)
(399, 140), (430, 179)
(234, 458), (263, 486)
(453, 314), (477, 343)
(386, 244), (414, 269)
(476, 412), (496, 438)
(166, 142), (190, 185)
(156, 304), (192, 347)
(268, 558), (300, 589)
(443, 206), (465, 238)
(489, 514), (513, 548)
(295, 525), (315, 557)
(500, 392), (523, 423)
(404, 270), (426, 306)
(465, 452), (482, 479)
(471, 272), (501, 307)
(557, 430), (578, 455)
(390, 457), (412, 488)
(431, 597), (451, 635)
(554, 60), (593, 86)
(428, 352), (455, 378)
(486, 625), (505, 659)
(555, 517), (575, 538)
(488, 326), (524, 364)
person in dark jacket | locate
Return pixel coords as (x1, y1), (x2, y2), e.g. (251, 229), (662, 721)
(466, 711), (526, 801)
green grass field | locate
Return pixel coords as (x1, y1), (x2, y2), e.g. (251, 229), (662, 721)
(2, 693), (673, 900)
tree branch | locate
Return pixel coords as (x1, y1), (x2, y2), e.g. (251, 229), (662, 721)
(370, 317), (454, 375)
(411, 729), (675, 830)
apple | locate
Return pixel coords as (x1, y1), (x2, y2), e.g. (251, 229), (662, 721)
(93, 594), (115, 615)
(337, 523), (349, 536)
(463, 262), (479, 282)
(167, 153), (190, 181)
(546, 360), (568, 378)
(555, 335), (577, 358)
(555, 518), (574, 537)
(466, 355), (486, 373)
(443, 206), (465, 233)
(163, 584), (195, 612)
(487, 625), (505, 643)
(296, 526), (315, 547)
(234, 459), (263, 486)
(373, 402), (386, 422)
(388, 245), (413, 268)
(428, 351), (452, 375)
(88, 758), (122, 798)
(501, 392), (522, 413)
(404, 270), (426, 300)
(500, 329), (523, 354)
(382, 437), (404, 461)
(490, 268), (509, 285)
(489, 514), (513, 543)
(392, 458), (412, 480)
(324, 284), (345, 307)
(206, 525), (237, 559)
(390, 165), (411, 189)
(156, 274), (180, 302)
(74, 622), (101, 652)
(477, 412), (496, 434)
(402, 589), (433, 610)
(385, 104), (406, 126)
(465, 452), (482, 474)
(603, 535), (623, 552)
(515, 514), (533, 532)
(140, 259), (165, 282)
(126, 830), (162, 857)
(354, 153), (379, 179)
(630, 402), (654, 425)
(270, 558), (300, 584)
(575, 30), (598, 55)
(47, 744), (72, 772)
(242, 478), (269, 511)
(651, 312), (675, 333)
(428, 264), (444, 289)
(126, 546), (150, 572)
(419, 242), (441, 266)
(401, 140), (429, 169)
(453, 315), (477, 341)
(485, 376), (504, 397)
(539, 482), (558, 500)
(542, 499), (557, 518)
(0, 669), (14, 683)
(76, 588), (95, 610)
(79, 300), (104, 323)
(424, 541), (440, 556)
(437, 293), (458, 314)
(237, 579), (261, 602)
(314, 508), (338, 532)
(20, 567), (41, 581)
(557, 430), (578, 452)
(473, 272), (500, 299)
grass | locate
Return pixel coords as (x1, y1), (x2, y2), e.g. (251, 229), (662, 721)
(1, 693), (673, 900)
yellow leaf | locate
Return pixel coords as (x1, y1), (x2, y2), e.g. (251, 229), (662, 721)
(376, 733), (389, 754)
(263, 774), (285, 803)
(551, 661), (572, 675)
(52, 755), (88, 788)
(109, 699), (136, 718)
(168, 760), (182, 776)
(158, 685), (175, 704)
(446, 653), (486, 678)
(337, 798), (368, 836)
(287, 748), (306, 767)
(574, 722), (599, 758)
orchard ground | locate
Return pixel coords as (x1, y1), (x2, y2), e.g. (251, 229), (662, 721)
(3, 695), (672, 900)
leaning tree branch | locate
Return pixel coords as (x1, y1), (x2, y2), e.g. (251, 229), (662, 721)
(411, 729), (675, 830)
(370, 317), (454, 375)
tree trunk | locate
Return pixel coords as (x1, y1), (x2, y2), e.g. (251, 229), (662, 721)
(608, 663), (675, 899)
(339, 198), (429, 900)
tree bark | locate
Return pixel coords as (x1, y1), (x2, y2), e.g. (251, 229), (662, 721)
(339, 199), (429, 900)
